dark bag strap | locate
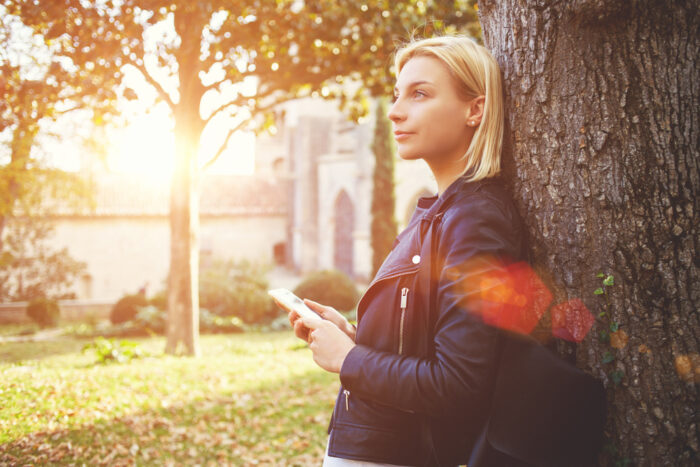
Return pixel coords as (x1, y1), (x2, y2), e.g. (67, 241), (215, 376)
(468, 333), (607, 467)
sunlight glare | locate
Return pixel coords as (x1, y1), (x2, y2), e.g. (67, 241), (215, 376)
(108, 107), (175, 184)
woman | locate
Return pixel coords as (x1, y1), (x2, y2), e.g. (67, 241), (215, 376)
(288, 35), (524, 466)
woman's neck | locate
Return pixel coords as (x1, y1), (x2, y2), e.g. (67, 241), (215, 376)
(428, 158), (468, 196)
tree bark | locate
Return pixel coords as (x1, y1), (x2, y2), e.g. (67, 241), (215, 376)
(164, 8), (207, 356)
(165, 110), (201, 356)
(370, 97), (398, 278)
(479, 1), (698, 465)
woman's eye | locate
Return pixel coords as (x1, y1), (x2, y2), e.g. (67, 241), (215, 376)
(413, 90), (426, 98)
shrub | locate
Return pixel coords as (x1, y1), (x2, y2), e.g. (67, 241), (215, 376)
(199, 259), (278, 324)
(293, 269), (360, 312)
(110, 293), (148, 324)
(82, 337), (145, 364)
(148, 290), (167, 310)
(199, 308), (245, 334)
(134, 305), (166, 334)
(26, 297), (60, 327)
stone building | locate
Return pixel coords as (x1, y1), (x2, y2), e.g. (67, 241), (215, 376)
(50, 172), (288, 302)
(259, 98), (436, 282)
(43, 97), (435, 303)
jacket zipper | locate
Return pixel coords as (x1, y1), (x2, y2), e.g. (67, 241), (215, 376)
(398, 287), (409, 354)
(343, 389), (350, 411)
(356, 266), (420, 322)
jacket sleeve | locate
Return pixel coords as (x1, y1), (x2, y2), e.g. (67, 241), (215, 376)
(339, 194), (520, 417)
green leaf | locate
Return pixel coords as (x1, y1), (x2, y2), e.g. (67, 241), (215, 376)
(602, 351), (615, 364)
(610, 370), (624, 385)
(596, 272), (605, 278)
(599, 312), (607, 318)
(610, 322), (619, 332)
(594, 288), (605, 295)
(603, 275), (614, 286)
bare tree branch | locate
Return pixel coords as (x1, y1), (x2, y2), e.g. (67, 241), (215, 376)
(201, 118), (248, 171)
(203, 87), (280, 128)
(128, 59), (175, 111)
(54, 103), (85, 115)
(203, 100), (239, 128)
(202, 94), (292, 171)
(202, 69), (255, 92)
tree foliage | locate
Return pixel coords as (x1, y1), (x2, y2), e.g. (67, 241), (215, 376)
(0, 5), (119, 302)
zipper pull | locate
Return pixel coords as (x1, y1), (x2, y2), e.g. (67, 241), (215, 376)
(343, 389), (350, 411)
(401, 287), (409, 309)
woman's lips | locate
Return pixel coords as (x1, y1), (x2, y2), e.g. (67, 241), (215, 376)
(394, 131), (413, 141)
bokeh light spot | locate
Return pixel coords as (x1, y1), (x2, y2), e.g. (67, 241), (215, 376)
(551, 299), (594, 343)
(610, 330), (629, 349)
(674, 354), (700, 383)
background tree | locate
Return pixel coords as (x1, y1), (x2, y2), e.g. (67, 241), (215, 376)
(478, 1), (698, 464)
(0, 202), (86, 302)
(0, 6), (118, 245)
(8, 0), (480, 356)
(0, 6), (116, 301)
(369, 97), (397, 277)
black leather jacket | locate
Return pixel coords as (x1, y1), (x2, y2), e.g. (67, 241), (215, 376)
(326, 175), (525, 466)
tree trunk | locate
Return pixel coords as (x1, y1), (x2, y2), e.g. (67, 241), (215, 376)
(370, 97), (398, 278)
(479, 1), (698, 465)
(165, 112), (200, 356)
(165, 9), (207, 356)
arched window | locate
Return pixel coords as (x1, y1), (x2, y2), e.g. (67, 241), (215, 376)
(273, 242), (286, 266)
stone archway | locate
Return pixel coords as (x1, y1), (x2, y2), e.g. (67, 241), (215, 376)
(333, 190), (354, 276)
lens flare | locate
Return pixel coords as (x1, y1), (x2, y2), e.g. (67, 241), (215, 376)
(551, 299), (595, 343)
(456, 256), (551, 335)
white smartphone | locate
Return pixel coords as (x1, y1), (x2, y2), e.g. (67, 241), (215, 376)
(268, 288), (323, 323)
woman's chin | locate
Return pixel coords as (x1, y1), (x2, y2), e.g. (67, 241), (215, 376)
(397, 151), (422, 161)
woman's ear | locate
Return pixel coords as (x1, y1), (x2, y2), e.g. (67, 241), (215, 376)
(465, 95), (486, 127)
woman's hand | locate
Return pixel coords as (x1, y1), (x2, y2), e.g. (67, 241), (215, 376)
(287, 307), (311, 342)
(286, 299), (356, 343)
(303, 299), (356, 341)
(302, 316), (355, 373)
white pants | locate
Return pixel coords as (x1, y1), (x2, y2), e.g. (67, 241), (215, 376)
(323, 437), (411, 467)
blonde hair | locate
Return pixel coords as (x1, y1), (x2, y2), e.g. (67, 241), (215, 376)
(394, 35), (504, 181)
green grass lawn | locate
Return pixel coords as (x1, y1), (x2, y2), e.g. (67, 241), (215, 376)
(0, 332), (338, 466)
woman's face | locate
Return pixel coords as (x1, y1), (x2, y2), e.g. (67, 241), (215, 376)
(388, 55), (475, 168)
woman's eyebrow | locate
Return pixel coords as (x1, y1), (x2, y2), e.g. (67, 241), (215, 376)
(394, 80), (435, 94)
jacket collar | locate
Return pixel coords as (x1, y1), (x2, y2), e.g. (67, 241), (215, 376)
(420, 175), (497, 222)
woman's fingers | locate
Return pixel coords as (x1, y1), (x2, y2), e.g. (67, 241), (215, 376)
(301, 319), (354, 373)
(301, 315), (323, 330)
(303, 298), (356, 341)
(303, 298), (333, 316)
(304, 298), (343, 322)
(289, 310), (310, 341)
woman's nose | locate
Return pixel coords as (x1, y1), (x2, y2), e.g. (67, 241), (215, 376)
(388, 98), (405, 123)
